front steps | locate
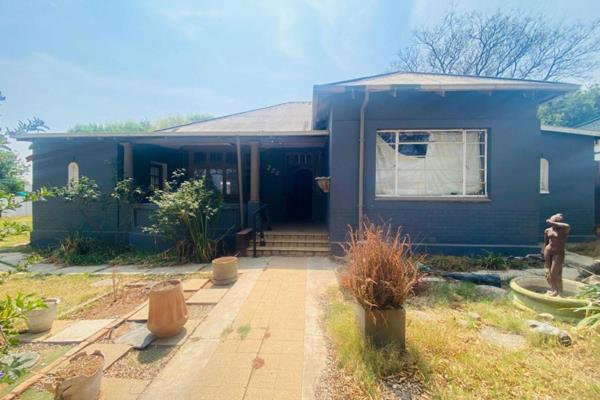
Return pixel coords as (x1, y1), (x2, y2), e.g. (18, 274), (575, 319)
(247, 230), (331, 256)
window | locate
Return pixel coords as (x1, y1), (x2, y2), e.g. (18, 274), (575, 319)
(193, 151), (239, 201)
(67, 162), (79, 185)
(150, 162), (167, 189)
(376, 129), (487, 197)
(540, 158), (549, 194)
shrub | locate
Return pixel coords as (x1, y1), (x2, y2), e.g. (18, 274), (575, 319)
(576, 283), (600, 331)
(341, 220), (422, 310)
(145, 170), (223, 263)
(47, 232), (127, 266)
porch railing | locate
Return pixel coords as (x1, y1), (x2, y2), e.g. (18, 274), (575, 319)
(252, 203), (272, 258)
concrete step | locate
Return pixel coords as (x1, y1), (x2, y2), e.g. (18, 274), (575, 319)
(256, 238), (330, 247)
(249, 246), (331, 257)
(262, 232), (329, 241)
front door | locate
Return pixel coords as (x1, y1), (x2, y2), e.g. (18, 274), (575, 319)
(284, 150), (324, 222)
(288, 169), (313, 221)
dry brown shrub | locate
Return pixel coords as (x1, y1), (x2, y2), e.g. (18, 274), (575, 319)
(341, 220), (422, 310)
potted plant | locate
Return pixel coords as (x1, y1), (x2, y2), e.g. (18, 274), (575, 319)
(25, 298), (59, 333)
(314, 176), (330, 193)
(340, 220), (422, 348)
(212, 256), (238, 285)
(147, 280), (188, 338)
(53, 350), (104, 400)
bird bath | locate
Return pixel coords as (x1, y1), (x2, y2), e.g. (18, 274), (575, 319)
(510, 276), (588, 322)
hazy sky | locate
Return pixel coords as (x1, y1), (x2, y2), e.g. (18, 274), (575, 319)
(1, 0), (600, 180)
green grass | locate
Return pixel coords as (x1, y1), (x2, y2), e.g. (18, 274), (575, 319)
(325, 283), (600, 399)
(0, 215), (31, 249)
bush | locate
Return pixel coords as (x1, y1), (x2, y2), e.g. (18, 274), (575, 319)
(47, 232), (127, 266)
(341, 220), (422, 310)
(145, 170), (223, 263)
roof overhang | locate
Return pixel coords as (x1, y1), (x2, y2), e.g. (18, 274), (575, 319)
(541, 125), (600, 138)
(14, 130), (329, 141)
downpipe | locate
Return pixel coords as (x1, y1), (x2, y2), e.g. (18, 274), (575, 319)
(358, 90), (370, 236)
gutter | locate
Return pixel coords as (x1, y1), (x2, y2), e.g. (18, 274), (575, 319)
(358, 90), (370, 235)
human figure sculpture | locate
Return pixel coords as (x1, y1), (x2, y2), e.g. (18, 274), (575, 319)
(543, 213), (570, 296)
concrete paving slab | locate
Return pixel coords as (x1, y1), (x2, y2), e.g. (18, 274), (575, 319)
(29, 263), (61, 274)
(44, 319), (113, 343)
(186, 288), (229, 304)
(94, 265), (150, 274)
(154, 319), (201, 346)
(79, 343), (131, 370)
(100, 378), (150, 400)
(306, 256), (338, 270)
(0, 264), (14, 272)
(19, 320), (73, 343)
(145, 264), (205, 274)
(182, 278), (209, 292)
(0, 252), (27, 266)
(114, 323), (155, 349)
(52, 265), (109, 274)
(236, 257), (271, 270)
(127, 304), (149, 321)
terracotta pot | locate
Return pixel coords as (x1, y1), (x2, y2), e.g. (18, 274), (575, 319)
(54, 351), (104, 400)
(25, 298), (59, 333)
(212, 256), (238, 285)
(147, 280), (188, 338)
(315, 176), (330, 193)
(352, 302), (406, 348)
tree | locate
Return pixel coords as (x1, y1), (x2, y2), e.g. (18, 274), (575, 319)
(68, 112), (212, 133)
(392, 8), (600, 81)
(538, 85), (600, 127)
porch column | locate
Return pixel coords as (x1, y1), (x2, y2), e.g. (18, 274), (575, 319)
(121, 142), (133, 179)
(250, 141), (260, 202)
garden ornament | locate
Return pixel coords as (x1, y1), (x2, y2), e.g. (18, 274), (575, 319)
(543, 213), (570, 296)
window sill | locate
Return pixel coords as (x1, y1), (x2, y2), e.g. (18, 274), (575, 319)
(375, 196), (491, 203)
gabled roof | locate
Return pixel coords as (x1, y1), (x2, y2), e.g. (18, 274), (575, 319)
(541, 124), (600, 138)
(158, 101), (315, 133)
(315, 71), (579, 93)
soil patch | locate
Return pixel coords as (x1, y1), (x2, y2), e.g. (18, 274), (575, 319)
(55, 353), (103, 380)
(67, 287), (149, 320)
(105, 346), (176, 380)
(151, 280), (179, 291)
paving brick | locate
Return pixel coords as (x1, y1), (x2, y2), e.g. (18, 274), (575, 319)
(182, 278), (209, 291)
(186, 288), (228, 304)
(100, 378), (149, 400)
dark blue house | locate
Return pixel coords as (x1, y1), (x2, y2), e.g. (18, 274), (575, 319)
(17, 72), (599, 256)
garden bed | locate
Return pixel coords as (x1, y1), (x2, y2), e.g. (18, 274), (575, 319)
(66, 285), (150, 320)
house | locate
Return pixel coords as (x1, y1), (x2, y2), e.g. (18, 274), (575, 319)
(16, 72), (599, 256)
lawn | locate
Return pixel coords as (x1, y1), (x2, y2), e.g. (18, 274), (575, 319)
(0, 215), (32, 250)
(324, 283), (600, 400)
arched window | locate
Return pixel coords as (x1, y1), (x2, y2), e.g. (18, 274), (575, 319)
(68, 162), (79, 185)
(540, 158), (549, 194)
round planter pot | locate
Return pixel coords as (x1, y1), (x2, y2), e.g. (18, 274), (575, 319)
(212, 256), (238, 285)
(25, 298), (59, 333)
(54, 351), (104, 400)
(352, 302), (406, 348)
(147, 280), (188, 338)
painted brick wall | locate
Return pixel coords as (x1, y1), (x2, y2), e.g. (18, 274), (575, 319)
(328, 90), (542, 255)
(540, 131), (596, 242)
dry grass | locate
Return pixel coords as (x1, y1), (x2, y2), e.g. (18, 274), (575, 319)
(0, 216), (31, 249)
(324, 283), (600, 400)
(569, 240), (600, 258)
(341, 220), (422, 309)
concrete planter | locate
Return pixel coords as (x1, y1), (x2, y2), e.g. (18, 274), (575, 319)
(25, 298), (59, 333)
(147, 280), (188, 338)
(54, 351), (104, 400)
(212, 256), (238, 285)
(510, 276), (588, 322)
(352, 302), (406, 348)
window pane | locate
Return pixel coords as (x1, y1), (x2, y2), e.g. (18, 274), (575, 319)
(376, 133), (396, 194)
(225, 168), (238, 195)
(210, 169), (223, 192)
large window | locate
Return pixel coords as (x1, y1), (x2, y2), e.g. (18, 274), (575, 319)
(376, 129), (487, 197)
(194, 151), (239, 201)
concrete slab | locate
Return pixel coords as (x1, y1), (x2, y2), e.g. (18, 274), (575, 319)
(100, 378), (149, 400)
(186, 288), (229, 304)
(236, 257), (271, 270)
(0, 263), (14, 272)
(306, 256), (338, 270)
(19, 320), (73, 343)
(154, 319), (201, 346)
(29, 263), (61, 274)
(114, 323), (156, 349)
(79, 343), (131, 370)
(144, 264), (205, 274)
(94, 265), (150, 274)
(128, 304), (149, 321)
(182, 278), (209, 292)
(0, 252), (27, 266)
(44, 319), (113, 343)
(565, 251), (599, 269)
(52, 265), (109, 274)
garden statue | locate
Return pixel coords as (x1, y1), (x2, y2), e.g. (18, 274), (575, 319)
(543, 213), (570, 296)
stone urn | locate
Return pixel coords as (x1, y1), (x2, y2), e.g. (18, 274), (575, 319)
(25, 298), (59, 333)
(54, 350), (104, 400)
(212, 256), (238, 285)
(147, 280), (188, 338)
(352, 302), (406, 348)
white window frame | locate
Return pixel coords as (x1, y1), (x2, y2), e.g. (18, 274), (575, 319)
(375, 129), (488, 199)
(540, 158), (550, 194)
(67, 162), (79, 185)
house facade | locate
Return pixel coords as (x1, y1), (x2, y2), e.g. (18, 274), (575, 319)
(17, 72), (598, 256)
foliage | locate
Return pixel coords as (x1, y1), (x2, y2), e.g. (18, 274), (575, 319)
(145, 170), (223, 263)
(539, 85), (600, 127)
(45, 232), (127, 266)
(425, 253), (530, 272)
(51, 176), (105, 232)
(68, 113), (212, 133)
(341, 220), (422, 310)
(391, 8), (600, 81)
(576, 283), (600, 331)
(0, 189), (51, 243)
(569, 240), (600, 258)
(0, 293), (46, 383)
(111, 178), (145, 204)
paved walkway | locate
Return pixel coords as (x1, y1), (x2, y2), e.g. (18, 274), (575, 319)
(140, 256), (337, 400)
